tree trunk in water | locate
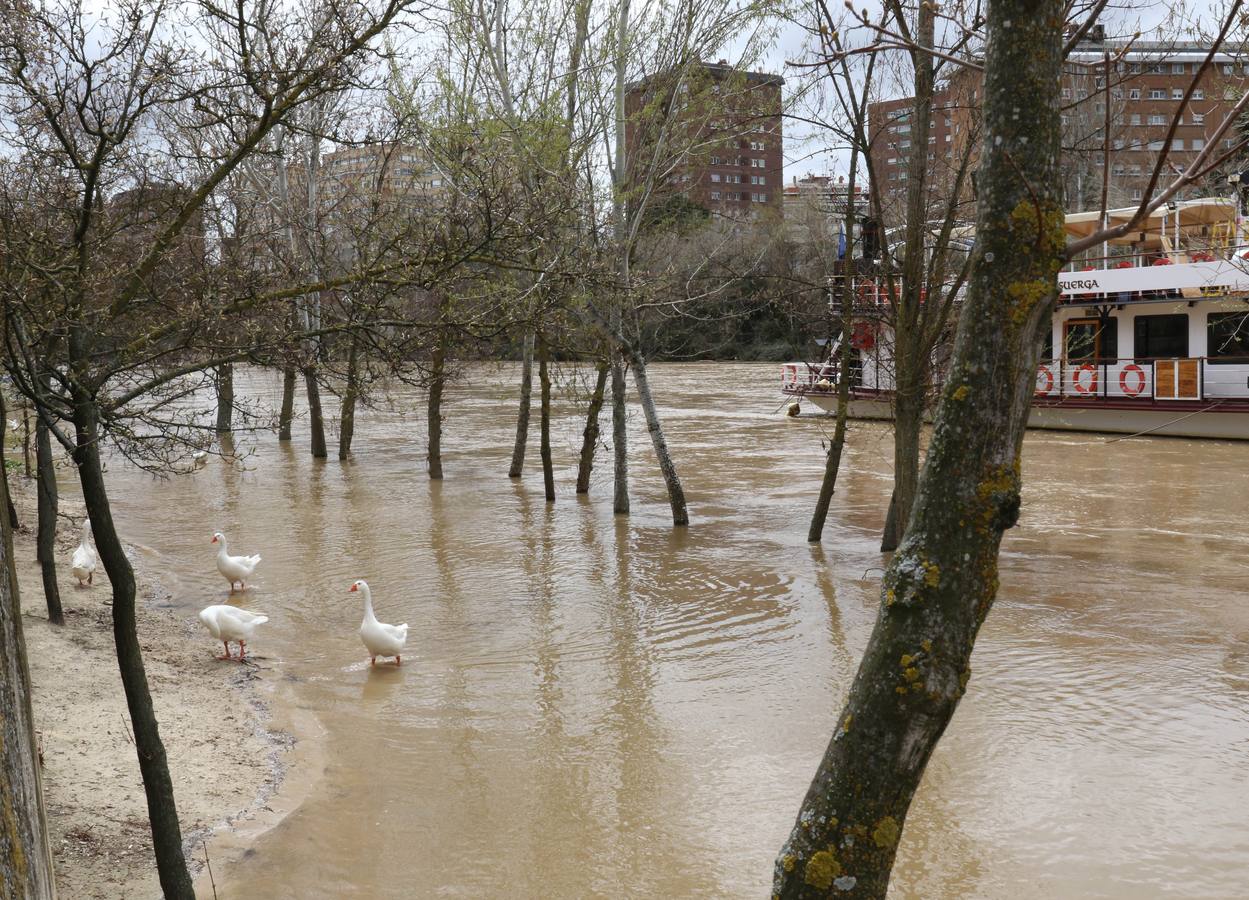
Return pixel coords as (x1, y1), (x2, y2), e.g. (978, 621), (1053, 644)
(808, 324), (853, 542)
(72, 399), (194, 898)
(35, 416), (63, 625)
(610, 351), (629, 514)
(427, 335), (446, 480)
(773, 1), (1064, 893)
(338, 336), (360, 461)
(278, 365), (297, 441)
(304, 366), (327, 459)
(0, 400), (57, 899)
(538, 335), (555, 502)
(878, 0), (936, 556)
(880, 394), (922, 552)
(576, 358), (610, 494)
(508, 332), (535, 478)
(214, 363), (234, 434)
(625, 351), (688, 527)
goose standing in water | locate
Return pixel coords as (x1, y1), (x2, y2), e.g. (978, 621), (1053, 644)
(71, 519), (97, 586)
(211, 531), (261, 593)
(350, 580), (408, 666)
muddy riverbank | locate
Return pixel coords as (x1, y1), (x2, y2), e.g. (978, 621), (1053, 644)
(9, 476), (293, 899)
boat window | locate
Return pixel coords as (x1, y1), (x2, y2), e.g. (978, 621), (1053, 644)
(1133, 314), (1188, 360)
(1206, 312), (1249, 363)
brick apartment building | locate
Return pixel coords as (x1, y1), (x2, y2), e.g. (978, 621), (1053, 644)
(869, 32), (1249, 214)
(625, 60), (784, 221)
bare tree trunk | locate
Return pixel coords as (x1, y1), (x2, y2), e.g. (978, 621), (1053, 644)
(809, 300), (854, 543)
(576, 357), (610, 494)
(427, 333), (446, 480)
(773, 0), (1064, 892)
(624, 349), (687, 526)
(22, 401), (31, 478)
(508, 331), (535, 478)
(278, 364), (297, 441)
(611, 351), (629, 514)
(35, 414), (63, 625)
(0, 397), (56, 899)
(338, 335), (360, 461)
(304, 366), (327, 459)
(214, 363), (234, 434)
(70, 392), (194, 898)
(538, 334), (555, 502)
(879, 0), (936, 554)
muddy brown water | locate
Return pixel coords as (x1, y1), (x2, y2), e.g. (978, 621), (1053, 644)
(95, 362), (1249, 898)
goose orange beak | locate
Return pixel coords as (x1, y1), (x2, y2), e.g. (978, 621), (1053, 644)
(211, 536), (218, 543)
(349, 584), (358, 592)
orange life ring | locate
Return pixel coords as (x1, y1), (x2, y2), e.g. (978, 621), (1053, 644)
(1035, 365), (1054, 395)
(1073, 364), (1098, 394)
(1119, 364), (1146, 397)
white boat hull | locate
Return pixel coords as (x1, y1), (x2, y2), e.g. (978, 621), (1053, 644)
(792, 392), (1249, 440)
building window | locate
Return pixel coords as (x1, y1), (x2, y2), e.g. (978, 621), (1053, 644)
(710, 191), (721, 200)
(1193, 112), (1205, 125)
(1149, 89), (1166, 100)
(1061, 88), (1071, 99)
(1129, 88), (1141, 100)
(1148, 114), (1166, 125)
(1112, 88), (1124, 100)
(752, 158), (765, 167)
(1193, 89), (1205, 100)
(1208, 312), (1249, 362)
(710, 173), (721, 182)
(887, 157), (897, 164)
(751, 175), (766, 184)
(1113, 138), (1126, 150)
(1148, 63), (1166, 74)
(944, 133), (951, 141)
(1172, 88), (1184, 100)
(1173, 62), (1187, 74)
(1131, 114), (1142, 125)
(1148, 139), (1165, 151)
(752, 192), (768, 202)
(899, 140), (911, 148)
(1192, 138), (1205, 151)
(1134, 314), (1189, 359)
(1224, 64), (1235, 75)
(711, 155), (721, 165)
(1172, 138), (1184, 151)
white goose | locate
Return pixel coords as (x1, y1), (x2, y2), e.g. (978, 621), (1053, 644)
(71, 519), (97, 587)
(198, 604), (268, 660)
(350, 580), (408, 666)
(211, 531), (261, 593)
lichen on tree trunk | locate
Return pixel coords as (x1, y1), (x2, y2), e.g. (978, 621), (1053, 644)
(774, 0), (1065, 894)
(625, 348), (687, 527)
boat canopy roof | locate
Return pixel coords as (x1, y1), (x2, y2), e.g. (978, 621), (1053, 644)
(1062, 197), (1237, 247)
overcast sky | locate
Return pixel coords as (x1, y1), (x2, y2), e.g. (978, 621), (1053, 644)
(765, 0), (1191, 183)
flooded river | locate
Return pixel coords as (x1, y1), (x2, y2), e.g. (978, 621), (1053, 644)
(99, 362), (1249, 898)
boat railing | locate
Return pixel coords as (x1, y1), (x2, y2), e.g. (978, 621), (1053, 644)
(1035, 356), (1249, 402)
(1062, 243), (1249, 273)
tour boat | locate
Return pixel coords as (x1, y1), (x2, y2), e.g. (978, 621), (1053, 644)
(781, 197), (1249, 440)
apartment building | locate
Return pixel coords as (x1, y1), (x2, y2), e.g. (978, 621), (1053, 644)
(782, 174), (870, 245)
(625, 60), (784, 221)
(869, 34), (1249, 213)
